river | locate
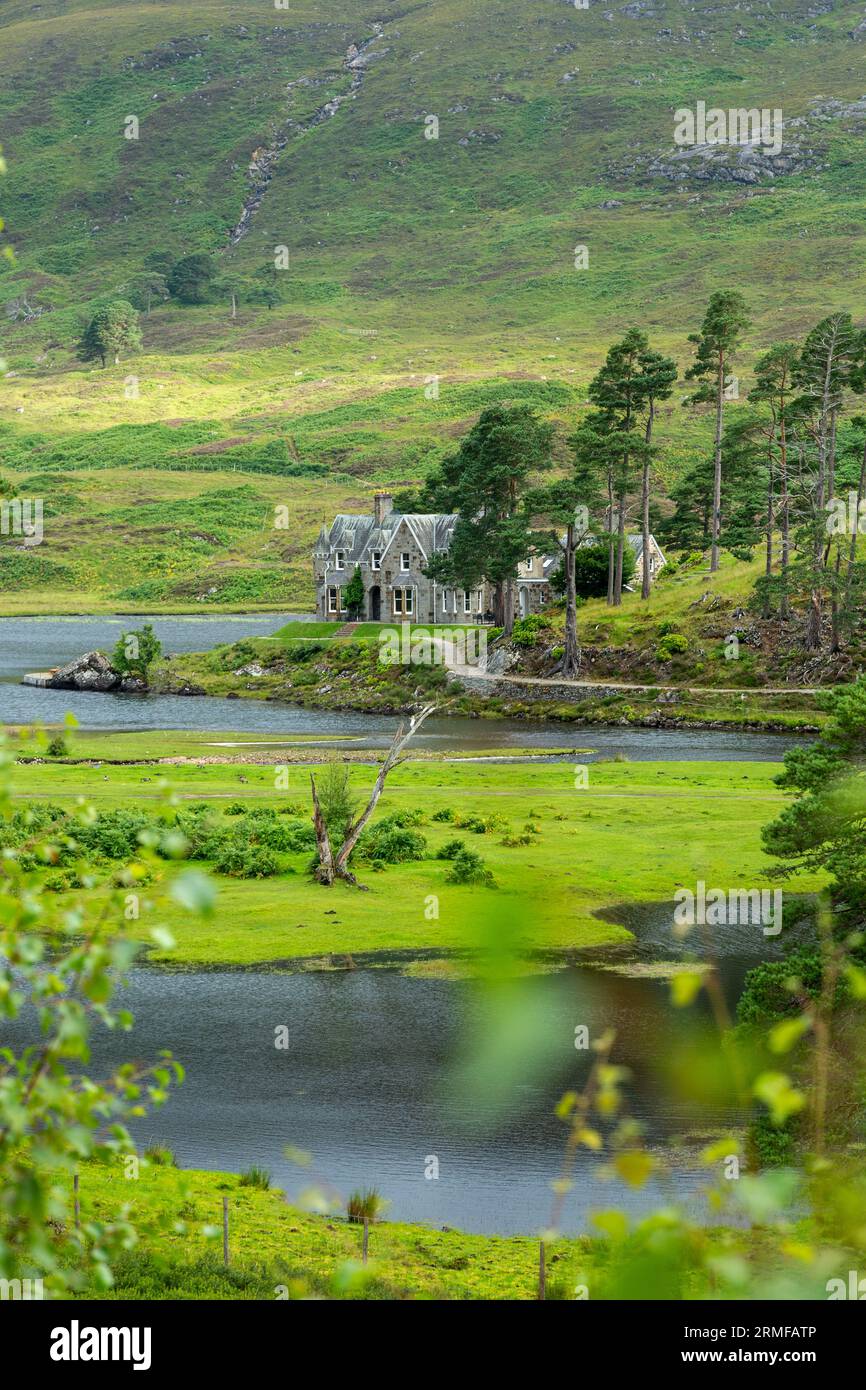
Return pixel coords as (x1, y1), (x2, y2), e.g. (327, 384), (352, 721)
(2, 897), (781, 1235)
(1, 613), (800, 759)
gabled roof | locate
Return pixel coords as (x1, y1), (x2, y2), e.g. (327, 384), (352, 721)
(316, 512), (458, 565)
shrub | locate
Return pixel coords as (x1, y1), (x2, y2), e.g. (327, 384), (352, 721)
(45, 736), (68, 757)
(655, 633), (689, 661)
(436, 838), (466, 861)
(445, 848), (497, 887)
(144, 1145), (176, 1167)
(356, 826), (427, 864)
(432, 808), (454, 823)
(213, 842), (279, 878)
(112, 623), (162, 681)
(318, 760), (355, 843)
(511, 614), (549, 648)
(239, 1165), (271, 1190)
(251, 818), (316, 853)
(374, 807), (425, 828)
(347, 1187), (385, 1224)
(748, 1115), (796, 1169)
(75, 808), (153, 860)
(286, 641), (325, 663)
(550, 541), (636, 599)
(452, 811), (507, 834)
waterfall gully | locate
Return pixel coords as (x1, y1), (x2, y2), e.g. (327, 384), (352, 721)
(226, 24), (387, 249)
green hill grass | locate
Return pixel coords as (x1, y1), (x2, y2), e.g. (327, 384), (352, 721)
(2, 0), (866, 609)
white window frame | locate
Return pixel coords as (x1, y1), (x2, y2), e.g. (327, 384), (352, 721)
(463, 590), (471, 615)
(393, 586), (414, 617)
(400, 551), (411, 572)
(371, 550), (382, 571)
(328, 585), (339, 614)
(335, 550), (345, 571)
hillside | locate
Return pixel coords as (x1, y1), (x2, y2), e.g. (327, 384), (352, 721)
(2, 0), (866, 608)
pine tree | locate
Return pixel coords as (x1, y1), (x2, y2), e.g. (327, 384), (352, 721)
(751, 343), (799, 618)
(792, 314), (865, 649)
(425, 405), (553, 636)
(685, 290), (751, 572)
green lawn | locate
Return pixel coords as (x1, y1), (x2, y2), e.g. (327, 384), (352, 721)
(274, 621), (489, 642)
(11, 757), (820, 968)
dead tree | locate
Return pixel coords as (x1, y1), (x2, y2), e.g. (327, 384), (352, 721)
(310, 703), (440, 887)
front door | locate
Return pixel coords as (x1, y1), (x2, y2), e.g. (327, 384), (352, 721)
(369, 585), (381, 621)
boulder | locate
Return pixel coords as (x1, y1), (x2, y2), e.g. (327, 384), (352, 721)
(47, 651), (120, 692)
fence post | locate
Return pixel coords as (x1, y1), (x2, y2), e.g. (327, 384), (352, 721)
(223, 1196), (229, 1267)
(73, 1172), (80, 1231)
(538, 1240), (546, 1301)
(362, 1217), (369, 1266)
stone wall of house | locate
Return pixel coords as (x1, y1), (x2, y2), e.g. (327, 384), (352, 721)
(316, 518), (441, 622)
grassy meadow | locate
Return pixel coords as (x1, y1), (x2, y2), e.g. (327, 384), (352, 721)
(11, 755), (820, 967)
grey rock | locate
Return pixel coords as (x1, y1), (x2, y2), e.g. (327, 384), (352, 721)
(48, 651), (119, 692)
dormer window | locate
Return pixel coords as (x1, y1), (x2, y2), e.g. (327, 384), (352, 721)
(335, 550), (345, 571)
(400, 552), (411, 571)
(524, 559), (533, 573)
(371, 550), (382, 571)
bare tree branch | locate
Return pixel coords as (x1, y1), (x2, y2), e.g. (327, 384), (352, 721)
(309, 702), (444, 889)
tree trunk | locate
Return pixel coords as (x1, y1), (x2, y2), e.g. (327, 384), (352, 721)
(501, 577), (515, 638)
(311, 705), (440, 888)
(830, 546), (843, 654)
(710, 353), (724, 572)
(807, 359), (835, 650)
(780, 411), (790, 620)
(764, 449), (774, 619)
(641, 402), (655, 600)
(845, 435), (866, 608)
(562, 523), (581, 677)
(640, 458), (651, 600)
(310, 774), (335, 885)
(606, 471), (615, 606)
(828, 408), (840, 649)
(613, 491), (627, 606)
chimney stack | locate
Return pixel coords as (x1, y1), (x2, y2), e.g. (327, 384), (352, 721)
(373, 492), (394, 525)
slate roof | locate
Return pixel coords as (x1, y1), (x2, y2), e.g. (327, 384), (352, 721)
(315, 512), (459, 563)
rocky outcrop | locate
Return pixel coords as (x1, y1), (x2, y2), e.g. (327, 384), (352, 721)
(26, 652), (149, 694)
(47, 651), (120, 692)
